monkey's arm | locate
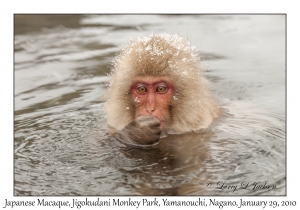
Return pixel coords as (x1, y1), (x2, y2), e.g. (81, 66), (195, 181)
(113, 115), (161, 146)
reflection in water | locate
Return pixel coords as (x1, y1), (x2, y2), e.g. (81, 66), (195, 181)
(14, 15), (285, 195)
(87, 130), (212, 196)
(131, 132), (211, 196)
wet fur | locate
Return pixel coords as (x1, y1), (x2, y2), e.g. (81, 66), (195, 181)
(106, 33), (221, 133)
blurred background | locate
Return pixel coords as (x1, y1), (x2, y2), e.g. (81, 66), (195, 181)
(14, 15), (285, 195)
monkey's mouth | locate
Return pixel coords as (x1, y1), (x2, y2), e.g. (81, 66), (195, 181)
(150, 115), (165, 127)
(159, 120), (166, 128)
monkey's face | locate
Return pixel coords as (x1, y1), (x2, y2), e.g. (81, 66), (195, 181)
(131, 76), (173, 128)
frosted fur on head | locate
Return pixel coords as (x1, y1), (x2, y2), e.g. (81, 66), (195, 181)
(106, 33), (220, 133)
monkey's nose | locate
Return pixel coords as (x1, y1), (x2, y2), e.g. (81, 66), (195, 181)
(145, 106), (155, 113)
(145, 98), (156, 113)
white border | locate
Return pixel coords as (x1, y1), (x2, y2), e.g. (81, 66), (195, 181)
(2, 0), (299, 209)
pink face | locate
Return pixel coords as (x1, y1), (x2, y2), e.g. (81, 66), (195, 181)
(131, 76), (173, 128)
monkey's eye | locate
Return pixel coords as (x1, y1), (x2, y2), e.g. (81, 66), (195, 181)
(137, 86), (147, 94)
(156, 86), (167, 93)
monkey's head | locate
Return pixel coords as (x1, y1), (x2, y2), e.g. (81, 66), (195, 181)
(106, 33), (220, 134)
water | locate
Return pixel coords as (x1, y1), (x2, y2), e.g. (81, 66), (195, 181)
(14, 15), (285, 195)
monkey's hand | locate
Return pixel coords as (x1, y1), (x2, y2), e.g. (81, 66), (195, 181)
(114, 115), (162, 146)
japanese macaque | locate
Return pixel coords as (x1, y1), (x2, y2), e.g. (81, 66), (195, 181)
(105, 33), (220, 145)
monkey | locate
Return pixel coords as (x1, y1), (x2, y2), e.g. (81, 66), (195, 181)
(105, 33), (221, 146)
